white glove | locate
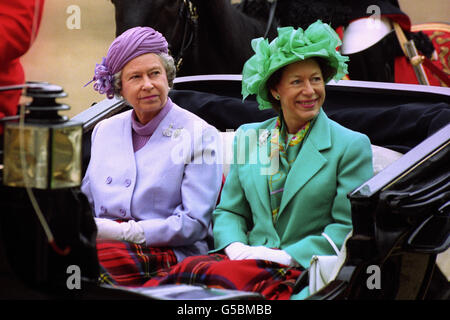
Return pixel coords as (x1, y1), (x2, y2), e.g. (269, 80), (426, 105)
(225, 242), (255, 260)
(225, 242), (298, 267)
(95, 218), (146, 244)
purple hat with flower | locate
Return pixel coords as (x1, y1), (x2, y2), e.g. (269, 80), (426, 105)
(85, 26), (169, 99)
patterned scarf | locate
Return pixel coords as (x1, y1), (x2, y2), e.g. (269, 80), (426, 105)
(268, 117), (311, 224)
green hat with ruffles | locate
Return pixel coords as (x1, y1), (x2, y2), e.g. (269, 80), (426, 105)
(241, 20), (349, 110)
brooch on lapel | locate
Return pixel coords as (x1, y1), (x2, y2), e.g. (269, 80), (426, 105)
(163, 124), (184, 138)
(162, 124), (173, 137)
(259, 129), (270, 146)
(173, 127), (183, 138)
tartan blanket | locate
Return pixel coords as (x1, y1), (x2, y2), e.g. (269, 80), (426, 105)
(143, 254), (303, 300)
(96, 240), (177, 287)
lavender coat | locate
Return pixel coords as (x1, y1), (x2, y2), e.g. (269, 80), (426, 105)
(81, 103), (223, 261)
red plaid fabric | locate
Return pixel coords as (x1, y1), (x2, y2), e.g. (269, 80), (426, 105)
(96, 240), (178, 287)
(143, 254), (303, 300)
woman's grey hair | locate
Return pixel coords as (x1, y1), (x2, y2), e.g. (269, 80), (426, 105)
(113, 52), (176, 98)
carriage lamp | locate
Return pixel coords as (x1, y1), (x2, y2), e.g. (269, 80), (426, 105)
(3, 83), (83, 189)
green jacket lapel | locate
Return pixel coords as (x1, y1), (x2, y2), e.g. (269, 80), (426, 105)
(278, 109), (332, 215)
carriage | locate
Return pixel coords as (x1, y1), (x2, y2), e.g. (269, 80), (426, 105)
(0, 75), (448, 300)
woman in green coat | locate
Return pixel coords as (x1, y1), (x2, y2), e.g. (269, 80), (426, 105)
(144, 20), (373, 300)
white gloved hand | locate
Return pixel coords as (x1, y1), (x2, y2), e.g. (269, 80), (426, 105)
(95, 218), (146, 244)
(253, 246), (297, 267)
(224, 242), (254, 260)
(225, 242), (298, 267)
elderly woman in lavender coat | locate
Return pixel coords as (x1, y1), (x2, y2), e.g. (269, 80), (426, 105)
(82, 27), (222, 286)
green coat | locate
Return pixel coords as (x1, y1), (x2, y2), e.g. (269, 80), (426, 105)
(212, 108), (373, 268)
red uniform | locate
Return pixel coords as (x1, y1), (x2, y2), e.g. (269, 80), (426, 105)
(0, 0), (45, 131)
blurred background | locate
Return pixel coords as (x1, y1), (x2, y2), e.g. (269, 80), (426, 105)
(14, 0), (450, 280)
(20, 0), (116, 116)
(20, 0), (449, 117)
